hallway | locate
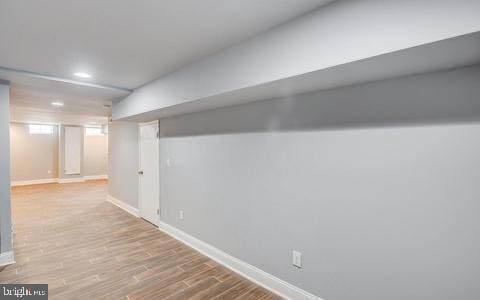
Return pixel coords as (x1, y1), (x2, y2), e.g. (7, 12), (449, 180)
(0, 181), (279, 299)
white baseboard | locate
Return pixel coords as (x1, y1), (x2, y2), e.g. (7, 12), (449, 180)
(84, 175), (109, 180)
(106, 195), (139, 218)
(58, 177), (86, 184)
(0, 251), (15, 267)
(11, 178), (58, 186)
(157, 221), (322, 300)
(12, 176), (108, 186)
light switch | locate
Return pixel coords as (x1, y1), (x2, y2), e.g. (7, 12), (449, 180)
(292, 250), (302, 268)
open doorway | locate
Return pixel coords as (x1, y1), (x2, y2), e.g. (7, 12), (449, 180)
(9, 123), (109, 186)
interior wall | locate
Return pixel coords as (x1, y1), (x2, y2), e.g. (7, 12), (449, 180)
(9, 124), (108, 181)
(84, 133), (108, 176)
(9, 123), (59, 181)
(108, 121), (139, 208)
(0, 81), (12, 253)
(158, 65), (480, 300)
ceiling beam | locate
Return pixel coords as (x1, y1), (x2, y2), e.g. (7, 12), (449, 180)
(0, 66), (132, 93)
(112, 0), (480, 121)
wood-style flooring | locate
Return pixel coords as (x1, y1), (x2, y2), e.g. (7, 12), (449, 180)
(0, 180), (281, 299)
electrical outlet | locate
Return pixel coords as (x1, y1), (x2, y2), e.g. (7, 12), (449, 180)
(179, 210), (184, 220)
(292, 250), (302, 268)
(166, 158), (172, 167)
(47, 170), (51, 174)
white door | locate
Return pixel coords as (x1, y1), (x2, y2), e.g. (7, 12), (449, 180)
(139, 122), (160, 225)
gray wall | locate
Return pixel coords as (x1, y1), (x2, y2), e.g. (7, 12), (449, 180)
(108, 121), (139, 208)
(10, 122), (59, 181)
(0, 82), (12, 253)
(84, 133), (108, 176)
(158, 65), (480, 300)
(9, 124), (108, 181)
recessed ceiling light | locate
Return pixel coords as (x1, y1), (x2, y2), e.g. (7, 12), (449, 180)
(74, 72), (91, 78)
(51, 102), (64, 107)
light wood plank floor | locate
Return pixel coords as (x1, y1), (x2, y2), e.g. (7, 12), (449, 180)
(0, 180), (281, 299)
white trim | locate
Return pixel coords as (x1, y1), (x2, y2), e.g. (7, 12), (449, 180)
(11, 178), (58, 186)
(11, 176), (108, 186)
(58, 177), (85, 184)
(157, 221), (322, 300)
(106, 195), (139, 218)
(0, 251), (15, 267)
(84, 175), (108, 180)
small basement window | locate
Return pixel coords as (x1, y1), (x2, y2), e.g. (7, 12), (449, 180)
(85, 127), (103, 136)
(28, 124), (54, 135)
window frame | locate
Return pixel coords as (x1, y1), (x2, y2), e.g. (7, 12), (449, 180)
(85, 127), (104, 136)
(28, 124), (54, 135)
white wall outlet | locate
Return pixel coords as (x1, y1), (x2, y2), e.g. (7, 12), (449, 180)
(166, 158), (172, 167)
(179, 210), (184, 220)
(47, 170), (51, 174)
(292, 250), (302, 268)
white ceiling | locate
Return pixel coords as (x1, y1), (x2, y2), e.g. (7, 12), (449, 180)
(10, 106), (110, 126)
(0, 0), (334, 90)
(0, 0), (333, 124)
(1, 68), (128, 125)
(3, 72), (127, 116)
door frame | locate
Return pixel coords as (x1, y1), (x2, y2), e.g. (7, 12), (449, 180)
(138, 120), (160, 226)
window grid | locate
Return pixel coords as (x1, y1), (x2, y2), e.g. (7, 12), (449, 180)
(85, 127), (103, 136)
(28, 124), (54, 135)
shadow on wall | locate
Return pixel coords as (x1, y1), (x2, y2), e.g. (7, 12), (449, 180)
(160, 64), (480, 137)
